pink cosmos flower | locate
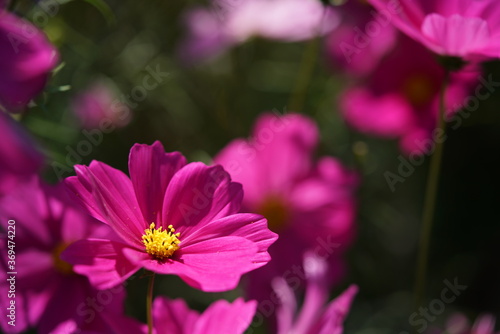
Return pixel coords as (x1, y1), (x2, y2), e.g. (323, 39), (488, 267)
(325, 0), (397, 76)
(272, 253), (358, 334)
(113, 297), (256, 334)
(214, 112), (358, 301)
(427, 313), (499, 334)
(368, 0), (500, 60)
(0, 111), (44, 195)
(62, 141), (277, 292)
(72, 80), (131, 130)
(0, 178), (137, 334)
(339, 34), (479, 154)
(0, 11), (59, 112)
(179, 0), (339, 62)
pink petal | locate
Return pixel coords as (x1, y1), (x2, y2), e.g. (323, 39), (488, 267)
(368, 0), (428, 47)
(66, 161), (145, 248)
(129, 141), (186, 224)
(181, 213), (277, 267)
(25, 277), (60, 330)
(273, 277), (297, 334)
(214, 112), (319, 204)
(340, 88), (414, 137)
(312, 285), (358, 334)
(16, 250), (54, 284)
(193, 298), (256, 334)
(37, 277), (88, 334)
(59, 194), (102, 243)
(98, 311), (147, 334)
(0, 13), (59, 112)
(0, 112), (44, 188)
(61, 239), (142, 289)
(153, 297), (199, 334)
(226, 0), (338, 42)
(140, 236), (258, 292)
(250, 113), (319, 194)
(292, 253), (330, 334)
(421, 13), (490, 56)
(0, 178), (54, 247)
(472, 315), (497, 334)
(213, 138), (267, 206)
(160, 162), (242, 235)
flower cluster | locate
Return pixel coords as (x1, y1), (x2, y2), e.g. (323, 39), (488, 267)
(1, 0), (500, 333)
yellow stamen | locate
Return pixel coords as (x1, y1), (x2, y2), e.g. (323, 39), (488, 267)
(142, 223), (181, 260)
(402, 74), (435, 107)
(52, 243), (74, 275)
(259, 196), (288, 232)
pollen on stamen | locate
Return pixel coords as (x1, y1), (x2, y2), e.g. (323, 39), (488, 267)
(142, 222), (181, 260)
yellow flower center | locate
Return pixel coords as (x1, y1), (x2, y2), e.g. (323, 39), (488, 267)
(259, 196), (288, 232)
(52, 243), (74, 275)
(402, 74), (435, 107)
(142, 223), (181, 260)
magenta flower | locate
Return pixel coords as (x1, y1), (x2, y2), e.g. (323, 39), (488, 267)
(368, 0), (500, 60)
(339, 35), (479, 154)
(135, 297), (256, 334)
(72, 80), (131, 130)
(214, 112), (358, 300)
(0, 178), (136, 334)
(0, 11), (59, 112)
(106, 296), (256, 334)
(272, 253), (358, 334)
(427, 313), (499, 334)
(62, 141), (277, 292)
(325, 0), (397, 76)
(0, 112), (44, 195)
(179, 0), (338, 62)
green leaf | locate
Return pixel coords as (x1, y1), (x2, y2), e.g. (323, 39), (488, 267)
(81, 0), (116, 26)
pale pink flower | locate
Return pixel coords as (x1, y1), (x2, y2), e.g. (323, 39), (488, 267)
(72, 80), (131, 130)
(368, 0), (500, 60)
(180, 0), (339, 62)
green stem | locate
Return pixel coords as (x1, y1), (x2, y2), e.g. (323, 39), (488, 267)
(414, 69), (450, 311)
(146, 273), (155, 334)
(288, 37), (320, 113)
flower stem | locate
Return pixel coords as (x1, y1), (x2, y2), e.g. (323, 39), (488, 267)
(288, 37), (320, 113)
(414, 69), (450, 311)
(146, 273), (155, 334)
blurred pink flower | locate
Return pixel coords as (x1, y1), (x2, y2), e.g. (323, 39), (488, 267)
(339, 35), (479, 154)
(368, 0), (500, 60)
(214, 112), (358, 301)
(72, 80), (131, 130)
(273, 253), (358, 334)
(325, 0), (397, 76)
(108, 296), (256, 334)
(0, 112), (44, 195)
(0, 178), (136, 334)
(145, 297), (256, 334)
(62, 141), (277, 292)
(0, 11), (59, 112)
(427, 313), (499, 334)
(180, 0), (339, 62)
